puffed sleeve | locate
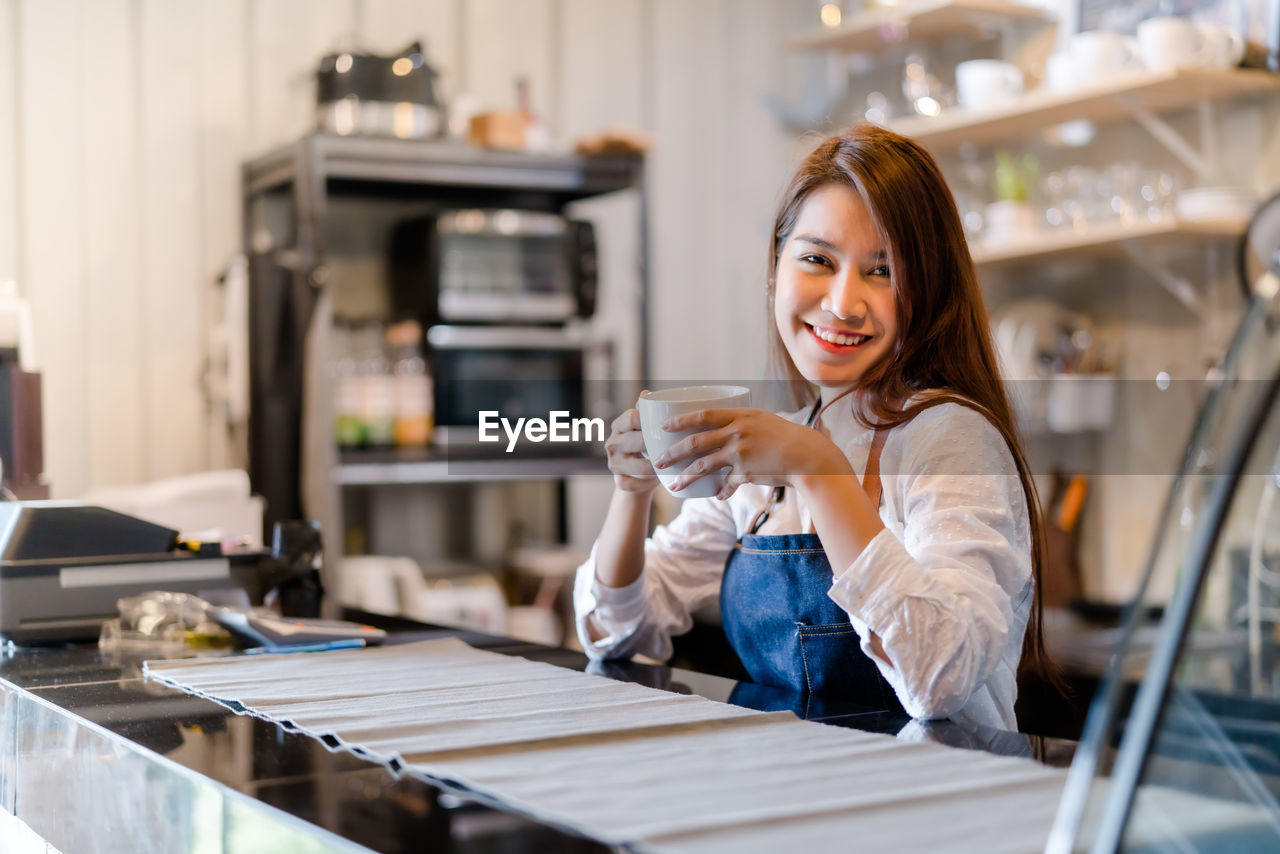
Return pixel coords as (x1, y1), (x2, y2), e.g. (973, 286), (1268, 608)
(827, 404), (1032, 719)
(573, 494), (740, 662)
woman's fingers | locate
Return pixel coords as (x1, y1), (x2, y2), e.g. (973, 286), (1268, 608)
(667, 451), (731, 493)
(716, 470), (749, 501)
(613, 428), (648, 456)
(611, 408), (642, 434)
(606, 410), (648, 457)
(615, 458), (657, 478)
(607, 441), (652, 471)
(607, 441), (657, 479)
(605, 402), (662, 491)
(661, 408), (740, 433)
(653, 427), (731, 469)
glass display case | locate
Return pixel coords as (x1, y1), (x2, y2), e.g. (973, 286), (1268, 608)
(1049, 195), (1280, 852)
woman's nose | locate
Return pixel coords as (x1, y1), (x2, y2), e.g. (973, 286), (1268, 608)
(822, 274), (868, 321)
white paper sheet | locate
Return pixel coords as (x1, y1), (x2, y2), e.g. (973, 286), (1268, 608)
(146, 638), (1075, 852)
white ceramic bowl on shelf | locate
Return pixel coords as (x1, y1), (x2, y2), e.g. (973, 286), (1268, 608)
(1175, 186), (1257, 222)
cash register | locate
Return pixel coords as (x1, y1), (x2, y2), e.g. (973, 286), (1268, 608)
(0, 501), (261, 642)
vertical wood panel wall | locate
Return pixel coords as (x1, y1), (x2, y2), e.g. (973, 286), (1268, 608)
(0, 0), (17, 289)
(20, 0), (89, 495)
(82, 0), (144, 489)
(4, 0), (791, 498)
(139, 0), (204, 483)
(195, 0), (250, 471)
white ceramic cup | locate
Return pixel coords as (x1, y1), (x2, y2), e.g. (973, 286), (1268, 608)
(637, 385), (751, 499)
(983, 200), (1037, 243)
(1137, 16), (1208, 72)
(1195, 21), (1246, 69)
(1043, 52), (1076, 92)
(1069, 30), (1141, 86)
(955, 59), (1024, 109)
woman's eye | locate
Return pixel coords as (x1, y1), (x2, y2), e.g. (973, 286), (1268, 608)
(867, 264), (890, 278)
(800, 254), (831, 268)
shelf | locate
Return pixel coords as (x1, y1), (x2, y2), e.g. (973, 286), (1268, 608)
(786, 0), (1052, 54)
(888, 68), (1280, 152)
(971, 216), (1247, 267)
(334, 444), (608, 486)
(244, 133), (643, 201)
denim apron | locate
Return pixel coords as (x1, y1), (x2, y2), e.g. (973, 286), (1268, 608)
(719, 402), (903, 710)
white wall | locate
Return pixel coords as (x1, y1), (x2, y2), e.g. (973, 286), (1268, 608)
(1, 0), (795, 501)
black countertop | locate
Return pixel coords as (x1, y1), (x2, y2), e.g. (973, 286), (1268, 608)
(0, 613), (1075, 853)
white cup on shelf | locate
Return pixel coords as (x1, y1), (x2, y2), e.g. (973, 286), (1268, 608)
(1195, 21), (1246, 69)
(955, 59), (1024, 110)
(983, 200), (1038, 244)
(1068, 30), (1142, 86)
(1042, 52), (1077, 92)
(1137, 16), (1209, 72)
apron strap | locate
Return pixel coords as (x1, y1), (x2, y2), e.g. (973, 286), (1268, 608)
(747, 399), (822, 535)
(860, 427), (890, 510)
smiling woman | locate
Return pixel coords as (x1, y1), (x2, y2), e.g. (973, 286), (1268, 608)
(772, 184), (898, 389)
(575, 123), (1058, 733)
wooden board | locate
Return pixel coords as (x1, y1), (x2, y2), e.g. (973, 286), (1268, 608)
(889, 68), (1280, 152)
(786, 0), (1053, 54)
(971, 217), (1248, 267)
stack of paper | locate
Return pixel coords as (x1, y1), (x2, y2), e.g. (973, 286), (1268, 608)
(146, 638), (1070, 852)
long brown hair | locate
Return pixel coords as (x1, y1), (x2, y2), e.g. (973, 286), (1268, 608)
(767, 123), (1057, 690)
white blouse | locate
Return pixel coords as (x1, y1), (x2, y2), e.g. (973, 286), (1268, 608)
(572, 399), (1034, 732)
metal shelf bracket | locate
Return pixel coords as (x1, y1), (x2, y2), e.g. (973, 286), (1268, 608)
(1121, 96), (1220, 184)
(1121, 240), (1205, 314)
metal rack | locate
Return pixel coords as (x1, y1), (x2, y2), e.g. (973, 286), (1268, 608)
(240, 132), (648, 538)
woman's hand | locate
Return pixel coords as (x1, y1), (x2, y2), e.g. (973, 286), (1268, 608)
(653, 408), (853, 500)
(604, 407), (660, 495)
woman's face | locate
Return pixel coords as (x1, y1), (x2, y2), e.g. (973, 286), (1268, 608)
(773, 184), (898, 392)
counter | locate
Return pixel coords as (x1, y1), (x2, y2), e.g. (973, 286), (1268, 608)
(0, 613), (1074, 853)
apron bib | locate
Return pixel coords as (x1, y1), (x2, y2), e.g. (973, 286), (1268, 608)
(720, 418), (902, 708)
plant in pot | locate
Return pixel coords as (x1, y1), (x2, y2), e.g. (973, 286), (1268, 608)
(984, 150), (1039, 243)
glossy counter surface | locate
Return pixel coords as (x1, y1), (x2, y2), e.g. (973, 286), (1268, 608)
(0, 618), (1074, 853)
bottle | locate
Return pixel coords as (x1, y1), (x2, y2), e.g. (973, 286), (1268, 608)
(356, 321), (396, 447)
(515, 76), (551, 153)
(385, 319), (433, 447)
(333, 322), (364, 447)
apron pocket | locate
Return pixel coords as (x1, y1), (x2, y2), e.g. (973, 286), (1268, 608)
(795, 622), (859, 695)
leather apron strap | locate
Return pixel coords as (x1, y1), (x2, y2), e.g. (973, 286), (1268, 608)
(861, 428), (890, 509)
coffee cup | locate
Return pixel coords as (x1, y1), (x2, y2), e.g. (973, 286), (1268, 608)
(1137, 16), (1208, 72)
(1042, 52), (1076, 92)
(1069, 30), (1141, 86)
(637, 385), (751, 499)
(955, 59), (1024, 110)
(1195, 21), (1245, 69)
